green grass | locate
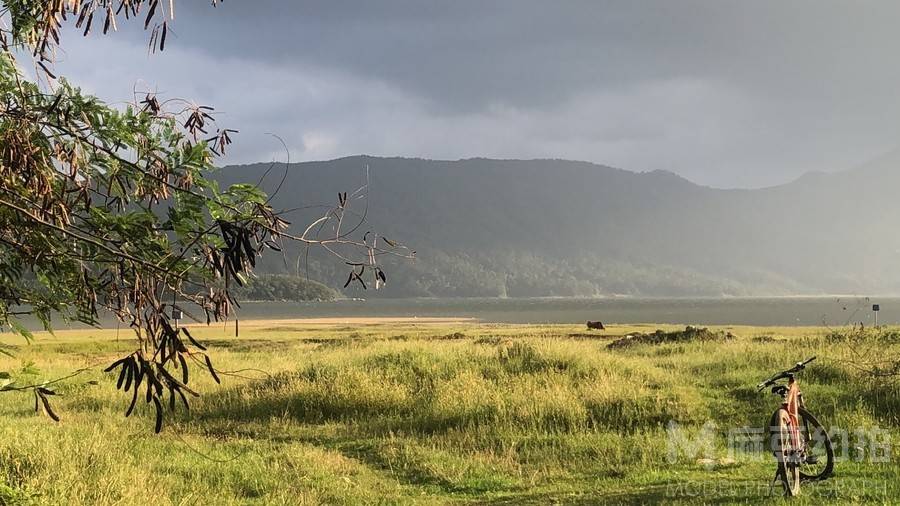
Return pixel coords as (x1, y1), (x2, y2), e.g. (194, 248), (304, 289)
(0, 321), (897, 504)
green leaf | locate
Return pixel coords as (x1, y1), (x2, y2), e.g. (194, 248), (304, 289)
(19, 361), (39, 376)
(8, 319), (33, 343)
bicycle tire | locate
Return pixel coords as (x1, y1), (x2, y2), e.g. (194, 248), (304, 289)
(797, 407), (834, 482)
(770, 408), (801, 496)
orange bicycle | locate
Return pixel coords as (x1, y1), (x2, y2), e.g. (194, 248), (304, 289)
(757, 356), (834, 496)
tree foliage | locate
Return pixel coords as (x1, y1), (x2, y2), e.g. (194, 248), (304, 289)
(0, 0), (410, 431)
(232, 274), (338, 302)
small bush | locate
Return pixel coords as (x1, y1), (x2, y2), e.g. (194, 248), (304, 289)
(607, 326), (733, 350)
(434, 332), (467, 340)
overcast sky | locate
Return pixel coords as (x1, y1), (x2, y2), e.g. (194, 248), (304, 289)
(52, 1), (900, 188)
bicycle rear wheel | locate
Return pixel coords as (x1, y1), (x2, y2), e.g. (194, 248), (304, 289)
(797, 407), (834, 481)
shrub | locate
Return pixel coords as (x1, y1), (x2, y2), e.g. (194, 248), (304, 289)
(607, 326), (733, 350)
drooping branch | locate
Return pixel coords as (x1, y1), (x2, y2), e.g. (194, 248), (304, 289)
(0, 0), (412, 432)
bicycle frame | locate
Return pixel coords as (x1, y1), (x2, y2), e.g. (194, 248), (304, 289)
(768, 375), (808, 463)
(759, 356), (816, 458)
(782, 377), (803, 457)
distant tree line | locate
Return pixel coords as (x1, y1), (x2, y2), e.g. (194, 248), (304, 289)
(295, 250), (794, 298)
(232, 274), (338, 302)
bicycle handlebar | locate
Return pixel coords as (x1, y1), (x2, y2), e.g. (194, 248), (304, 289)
(756, 356), (816, 391)
(798, 356), (817, 367)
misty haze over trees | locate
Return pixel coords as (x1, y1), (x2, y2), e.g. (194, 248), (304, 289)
(219, 154), (900, 298)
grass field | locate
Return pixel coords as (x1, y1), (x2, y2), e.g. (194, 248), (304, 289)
(0, 319), (898, 504)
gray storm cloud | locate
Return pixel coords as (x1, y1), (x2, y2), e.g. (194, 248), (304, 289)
(50, 0), (900, 188)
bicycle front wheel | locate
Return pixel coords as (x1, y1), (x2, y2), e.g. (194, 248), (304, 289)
(770, 408), (800, 496)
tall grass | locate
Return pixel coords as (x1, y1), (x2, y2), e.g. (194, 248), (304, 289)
(0, 322), (896, 504)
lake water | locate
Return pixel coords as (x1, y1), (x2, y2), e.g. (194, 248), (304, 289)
(231, 296), (897, 327)
(17, 296), (898, 331)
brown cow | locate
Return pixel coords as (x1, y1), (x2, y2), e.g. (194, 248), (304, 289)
(587, 321), (605, 330)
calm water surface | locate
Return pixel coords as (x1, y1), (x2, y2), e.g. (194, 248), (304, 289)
(22, 297), (898, 331)
(233, 296), (898, 327)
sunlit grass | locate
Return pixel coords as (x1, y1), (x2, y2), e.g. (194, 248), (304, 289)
(0, 320), (896, 504)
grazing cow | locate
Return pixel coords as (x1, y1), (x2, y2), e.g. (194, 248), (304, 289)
(586, 321), (605, 330)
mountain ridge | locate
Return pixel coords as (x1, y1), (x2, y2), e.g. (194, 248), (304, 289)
(214, 154), (900, 297)
(228, 153), (868, 190)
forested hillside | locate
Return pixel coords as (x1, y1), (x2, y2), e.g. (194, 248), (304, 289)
(216, 154), (900, 297)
